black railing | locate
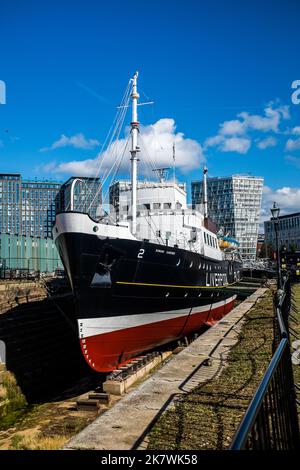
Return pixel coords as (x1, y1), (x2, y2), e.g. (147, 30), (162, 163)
(0, 257), (64, 280)
(230, 275), (300, 450)
(273, 276), (291, 350)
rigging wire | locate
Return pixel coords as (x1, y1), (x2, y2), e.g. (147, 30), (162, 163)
(80, 77), (169, 247)
(102, 133), (131, 204)
(86, 79), (132, 212)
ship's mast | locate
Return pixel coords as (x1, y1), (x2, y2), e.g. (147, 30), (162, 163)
(130, 71), (140, 236)
(203, 166), (208, 219)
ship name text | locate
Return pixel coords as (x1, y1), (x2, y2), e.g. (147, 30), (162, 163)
(206, 272), (228, 286)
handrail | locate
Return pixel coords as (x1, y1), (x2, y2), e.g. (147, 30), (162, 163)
(229, 273), (300, 450)
(230, 339), (288, 449)
(276, 308), (288, 338)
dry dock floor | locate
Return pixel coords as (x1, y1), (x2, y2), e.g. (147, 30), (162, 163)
(64, 287), (269, 450)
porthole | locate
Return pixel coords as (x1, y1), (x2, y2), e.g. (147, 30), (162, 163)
(184, 292), (188, 298)
(189, 261), (193, 268)
(93, 226), (99, 232)
(176, 259), (181, 266)
(55, 227), (58, 233)
(165, 292), (170, 298)
(198, 292), (202, 297)
(198, 262), (201, 269)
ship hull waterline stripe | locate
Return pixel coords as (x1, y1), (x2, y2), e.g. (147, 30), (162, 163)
(116, 280), (237, 289)
(78, 295), (237, 338)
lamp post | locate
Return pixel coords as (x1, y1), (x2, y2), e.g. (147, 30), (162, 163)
(270, 201), (281, 289)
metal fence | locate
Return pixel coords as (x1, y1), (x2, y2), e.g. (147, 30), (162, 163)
(230, 276), (300, 450)
(0, 257), (64, 280)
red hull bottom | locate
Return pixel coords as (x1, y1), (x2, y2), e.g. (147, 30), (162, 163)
(79, 297), (236, 372)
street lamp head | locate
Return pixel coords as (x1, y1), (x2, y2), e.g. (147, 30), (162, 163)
(271, 201), (280, 219)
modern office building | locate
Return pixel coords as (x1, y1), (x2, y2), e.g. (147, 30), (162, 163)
(264, 212), (300, 251)
(55, 176), (102, 220)
(0, 173), (102, 272)
(0, 174), (21, 235)
(0, 173), (102, 239)
(191, 175), (264, 260)
(22, 179), (62, 238)
(0, 173), (61, 238)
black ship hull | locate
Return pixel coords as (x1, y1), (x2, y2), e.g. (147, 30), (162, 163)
(55, 229), (241, 372)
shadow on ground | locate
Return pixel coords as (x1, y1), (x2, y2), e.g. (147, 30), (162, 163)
(0, 294), (101, 403)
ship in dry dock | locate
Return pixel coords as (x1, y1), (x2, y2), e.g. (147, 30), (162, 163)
(53, 72), (242, 372)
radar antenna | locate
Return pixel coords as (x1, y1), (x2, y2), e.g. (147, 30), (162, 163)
(152, 167), (171, 183)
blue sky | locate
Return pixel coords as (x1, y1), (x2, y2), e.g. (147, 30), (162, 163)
(0, 0), (300, 216)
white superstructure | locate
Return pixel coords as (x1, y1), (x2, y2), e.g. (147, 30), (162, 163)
(109, 179), (222, 260)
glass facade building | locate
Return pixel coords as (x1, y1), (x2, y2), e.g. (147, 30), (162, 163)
(264, 212), (300, 251)
(0, 173), (102, 272)
(0, 174), (22, 235)
(0, 174), (61, 238)
(22, 180), (62, 238)
(192, 175), (264, 260)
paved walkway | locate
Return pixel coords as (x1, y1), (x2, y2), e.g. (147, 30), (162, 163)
(64, 288), (268, 450)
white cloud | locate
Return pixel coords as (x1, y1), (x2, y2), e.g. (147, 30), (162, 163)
(256, 136), (277, 149)
(219, 119), (245, 136)
(205, 103), (290, 155)
(262, 185), (300, 216)
(204, 134), (251, 154)
(54, 157), (100, 177)
(220, 137), (251, 154)
(285, 137), (300, 151)
(291, 126), (300, 135)
(43, 118), (205, 177)
(204, 135), (224, 147)
(40, 133), (100, 152)
(239, 105), (289, 133)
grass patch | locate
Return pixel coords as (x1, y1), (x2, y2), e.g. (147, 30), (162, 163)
(6, 415), (94, 450)
(291, 283), (300, 427)
(10, 433), (67, 450)
(0, 371), (30, 431)
(147, 290), (275, 450)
